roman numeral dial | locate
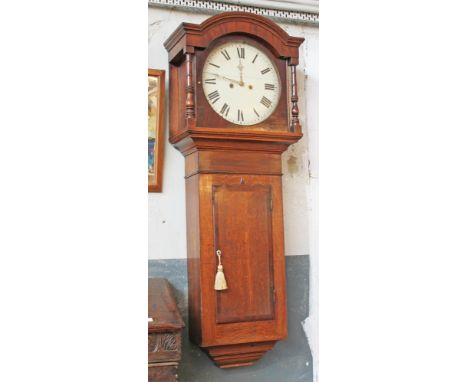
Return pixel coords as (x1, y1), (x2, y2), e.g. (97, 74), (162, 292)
(220, 103), (230, 117)
(202, 40), (281, 126)
(221, 49), (231, 60)
(207, 90), (220, 104)
(260, 96), (272, 108)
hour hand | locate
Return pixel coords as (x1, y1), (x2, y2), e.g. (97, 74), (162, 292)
(205, 72), (243, 86)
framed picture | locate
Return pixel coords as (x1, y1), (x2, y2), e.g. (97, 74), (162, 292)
(148, 69), (165, 192)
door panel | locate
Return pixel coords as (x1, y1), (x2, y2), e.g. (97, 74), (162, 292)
(212, 183), (275, 324)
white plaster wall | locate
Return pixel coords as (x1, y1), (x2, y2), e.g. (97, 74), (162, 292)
(148, 7), (318, 261)
(148, 10), (206, 260)
(301, 27), (319, 382)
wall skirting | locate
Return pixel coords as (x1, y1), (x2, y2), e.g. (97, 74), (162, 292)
(148, 0), (319, 26)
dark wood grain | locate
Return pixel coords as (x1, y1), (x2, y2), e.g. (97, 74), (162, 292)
(213, 184), (275, 324)
(148, 278), (184, 333)
(199, 174), (288, 345)
(164, 11), (303, 368)
(205, 341), (276, 368)
(185, 175), (202, 345)
(164, 12), (304, 64)
(183, 173), (289, 362)
(148, 278), (184, 381)
(185, 151), (282, 178)
(148, 364), (178, 382)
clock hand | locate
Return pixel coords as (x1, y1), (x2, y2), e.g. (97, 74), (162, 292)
(237, 59), (245, 86)
(205, 72), (244, 86)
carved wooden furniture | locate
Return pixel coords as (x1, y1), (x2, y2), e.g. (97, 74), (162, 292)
(164, 12), (304, 368)
(148, 278), (184, 381)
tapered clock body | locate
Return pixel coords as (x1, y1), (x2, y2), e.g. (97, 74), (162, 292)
(164, 12), (304, 368)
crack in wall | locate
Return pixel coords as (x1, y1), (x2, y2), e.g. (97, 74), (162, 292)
(148, 19), (163, 44)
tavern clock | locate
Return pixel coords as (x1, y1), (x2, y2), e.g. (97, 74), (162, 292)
(164, 12), (304, 368)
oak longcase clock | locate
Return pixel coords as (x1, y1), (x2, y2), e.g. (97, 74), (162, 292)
(164, 12), (304, 368)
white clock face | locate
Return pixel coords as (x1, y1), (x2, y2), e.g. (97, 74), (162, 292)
(202, 40), (281, 126)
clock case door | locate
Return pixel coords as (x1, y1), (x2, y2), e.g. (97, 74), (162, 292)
(186, 172), (287, 366)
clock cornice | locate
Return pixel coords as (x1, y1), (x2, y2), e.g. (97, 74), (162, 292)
(164, 11), (304, 65)
(170, 128), (303, 155)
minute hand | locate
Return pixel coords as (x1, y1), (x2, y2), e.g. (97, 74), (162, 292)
(205, 72), (244, 86)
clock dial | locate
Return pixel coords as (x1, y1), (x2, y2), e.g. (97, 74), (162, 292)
(202, 40), (281, 126)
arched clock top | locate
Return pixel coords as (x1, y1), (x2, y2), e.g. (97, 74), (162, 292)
(164, 11), (304, 151)
(164, 12), (304, 65)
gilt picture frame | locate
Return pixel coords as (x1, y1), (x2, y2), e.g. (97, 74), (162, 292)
(148, 69), (165, 192)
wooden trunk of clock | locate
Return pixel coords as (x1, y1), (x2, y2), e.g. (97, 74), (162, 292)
(164, 12), (304, 368)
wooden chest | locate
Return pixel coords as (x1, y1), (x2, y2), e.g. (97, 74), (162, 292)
(148, 278), (184, 382)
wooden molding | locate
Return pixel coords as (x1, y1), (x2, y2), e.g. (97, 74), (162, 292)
(171, 128), (303, 156)
(204, 341), (277, 368)
(164, 11), (304, 65)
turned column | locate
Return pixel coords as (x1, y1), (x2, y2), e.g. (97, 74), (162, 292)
(185, 52), (195, 119)
(290, 64), (300, 132)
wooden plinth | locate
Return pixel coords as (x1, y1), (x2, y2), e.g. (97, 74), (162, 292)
(204, 341), (277, 368)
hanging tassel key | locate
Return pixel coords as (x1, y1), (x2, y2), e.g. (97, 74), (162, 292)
(214, 249), (228, 291)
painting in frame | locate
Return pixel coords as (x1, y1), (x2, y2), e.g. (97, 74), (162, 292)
(148, 69), (165, 192)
